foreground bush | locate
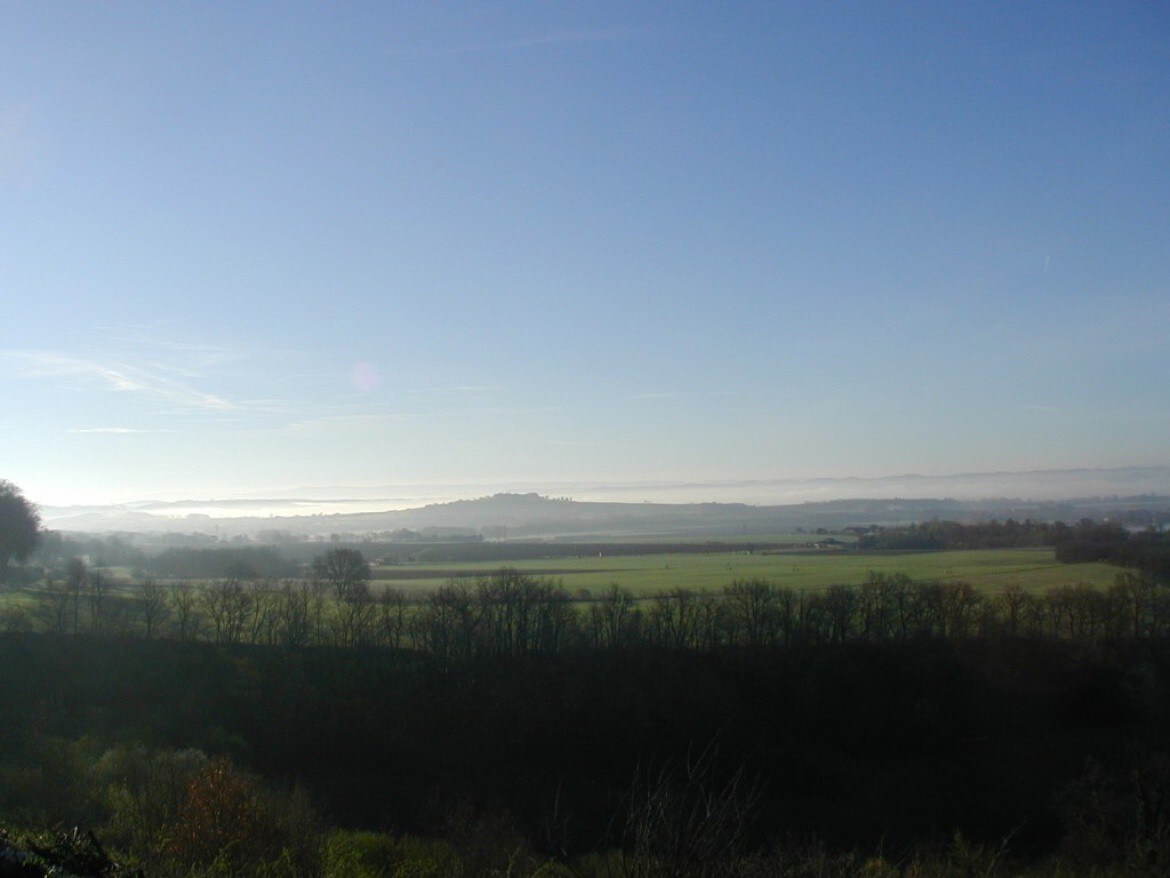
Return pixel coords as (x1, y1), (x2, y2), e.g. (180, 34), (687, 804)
(93, 747), (321, 877)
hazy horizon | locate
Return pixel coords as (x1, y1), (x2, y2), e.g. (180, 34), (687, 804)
(4, 4), (1167, 509)
(35, 465), (1170, 527)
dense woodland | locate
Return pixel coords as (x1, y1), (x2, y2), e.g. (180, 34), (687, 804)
(3, 509), (1170, 874)
(2, 609), (1170, 875)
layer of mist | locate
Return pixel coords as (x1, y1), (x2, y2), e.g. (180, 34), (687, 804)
(35, 466), (1170, 538)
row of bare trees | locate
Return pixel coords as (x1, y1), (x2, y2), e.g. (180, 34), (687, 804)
(32, 554), (407, 648)
(593, 575), (988, 651)
(25, 561), (1170, 655)
(630, 572), (1170, 649)
(160, 577), (411, 649)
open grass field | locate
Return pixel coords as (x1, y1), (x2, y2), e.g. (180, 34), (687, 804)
(371, 546), (1126, 596)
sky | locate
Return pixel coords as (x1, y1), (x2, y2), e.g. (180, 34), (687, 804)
(2, 2), (1168, 508)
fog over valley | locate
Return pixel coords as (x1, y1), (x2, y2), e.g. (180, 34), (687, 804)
(37, 465), (1170, 538)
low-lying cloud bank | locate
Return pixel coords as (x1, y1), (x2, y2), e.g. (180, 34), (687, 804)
(34, 466), (1170, 538)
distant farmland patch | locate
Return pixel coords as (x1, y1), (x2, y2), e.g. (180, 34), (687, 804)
(371, 546), (1125, 595)
(370, 566), (620, 581)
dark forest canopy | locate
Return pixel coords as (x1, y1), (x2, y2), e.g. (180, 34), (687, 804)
(1, 631), (1170, 875)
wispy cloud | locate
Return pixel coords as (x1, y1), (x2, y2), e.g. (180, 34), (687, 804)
(97, 327), (247, 372)
(69, 427), (175, 434)
(1, 350), (239, 411)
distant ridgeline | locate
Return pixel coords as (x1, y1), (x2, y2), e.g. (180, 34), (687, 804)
(38, 487), (1170, 541)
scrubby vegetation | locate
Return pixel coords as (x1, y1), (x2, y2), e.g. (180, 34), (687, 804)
(1, 593), (1170, 874)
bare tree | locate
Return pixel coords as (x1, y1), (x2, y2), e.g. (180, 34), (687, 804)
(648, 588), (701, 650)
(375, 588), (408, 649)
(1111, 572), (1156, 638)
(724, 579), (781, 649)
(38, 575), (72, 634)
(65, 557), (87, 634)
(199, 579), (253, 644)
(1000, 584), (1027, 638)
(312, 547), (371, 604)
(88, 570), (110, 634)
(139, 578), (169, 639)
(169, 581), (200, 641)
(939, 582), (982, 638)
(248, 580), (282, 645)
(821, 584), (858, 643)
(414, 581), (478, 661)
(694, 591), (727, 651)
(276, 580), (314, 648)
(591, 584), (640, 649)
(333, 578), (375, 647)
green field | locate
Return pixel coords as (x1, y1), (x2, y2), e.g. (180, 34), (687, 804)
(371, 547), (1126, 596)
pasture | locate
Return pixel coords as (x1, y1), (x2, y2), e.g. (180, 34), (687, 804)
(371, 546), (1125, 596)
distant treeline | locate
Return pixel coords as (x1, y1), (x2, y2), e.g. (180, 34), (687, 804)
(1053, 522), (1170, 578)
(856, 519), (1065, 550)
(859, 519), (1170, 573)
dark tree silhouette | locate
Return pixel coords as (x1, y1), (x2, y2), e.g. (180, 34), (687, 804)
(0, 480), (41, 578)
(311, 547), (371, 602)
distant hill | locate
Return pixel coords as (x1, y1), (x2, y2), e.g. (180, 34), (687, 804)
(37, 465), (1170, 540)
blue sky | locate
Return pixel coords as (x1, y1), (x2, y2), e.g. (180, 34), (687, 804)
(2, 2), (1168, 506)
